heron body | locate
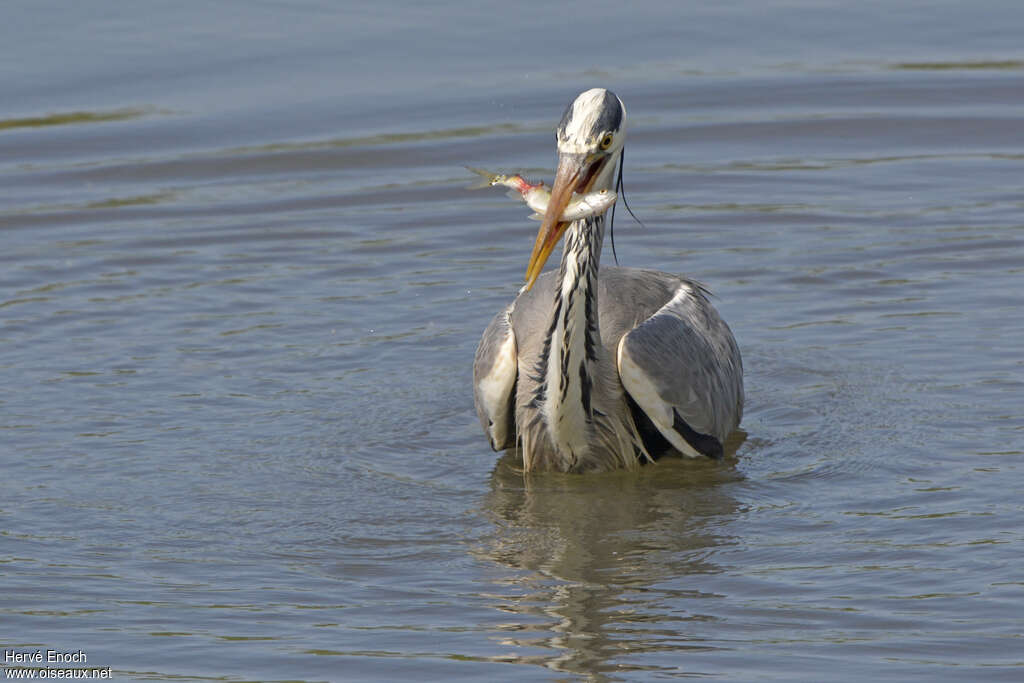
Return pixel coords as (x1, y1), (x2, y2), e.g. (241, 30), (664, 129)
(473, 89), (743, 473)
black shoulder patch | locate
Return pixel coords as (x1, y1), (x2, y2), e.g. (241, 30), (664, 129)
(626, 400), (722, 461)
(672, 409), (723, 460)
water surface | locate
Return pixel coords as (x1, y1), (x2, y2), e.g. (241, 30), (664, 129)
(2, 1), (1023, 680)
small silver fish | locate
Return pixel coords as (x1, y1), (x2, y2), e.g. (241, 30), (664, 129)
(467, 167), (616, 221)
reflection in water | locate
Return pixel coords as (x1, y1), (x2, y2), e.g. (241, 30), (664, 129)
(476, 450), (744, 677)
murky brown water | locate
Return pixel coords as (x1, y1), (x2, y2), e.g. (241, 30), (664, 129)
(2, 2), (1023, 680)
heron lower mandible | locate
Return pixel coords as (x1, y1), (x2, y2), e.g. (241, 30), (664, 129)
(473, 88), (743, 473)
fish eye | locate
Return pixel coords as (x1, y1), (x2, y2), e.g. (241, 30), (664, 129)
(599, 133), (614, 150)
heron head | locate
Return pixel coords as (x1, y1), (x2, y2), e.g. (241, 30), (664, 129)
(524, 88), (626, 290)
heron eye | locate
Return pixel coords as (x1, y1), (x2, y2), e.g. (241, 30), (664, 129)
(599, 133), (614, 150)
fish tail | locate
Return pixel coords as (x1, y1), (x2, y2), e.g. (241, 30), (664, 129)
(465, 166), (499, 189)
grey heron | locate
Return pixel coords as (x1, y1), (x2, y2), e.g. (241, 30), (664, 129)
(473, 88), (743, 473)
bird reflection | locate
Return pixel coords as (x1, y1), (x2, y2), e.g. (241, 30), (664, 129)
(474, 435), (745, 677)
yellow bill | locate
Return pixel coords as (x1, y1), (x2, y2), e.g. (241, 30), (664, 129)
(524, 152), (608, 290)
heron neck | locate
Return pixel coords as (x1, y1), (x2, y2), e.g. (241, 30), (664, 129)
(541, 215), (605, 462)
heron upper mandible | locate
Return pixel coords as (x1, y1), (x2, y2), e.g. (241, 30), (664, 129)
(473, 88), (743, 473)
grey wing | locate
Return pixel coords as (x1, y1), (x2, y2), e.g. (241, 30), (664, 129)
(473, 306), (518, 451)
(616, 280), (743, 459)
